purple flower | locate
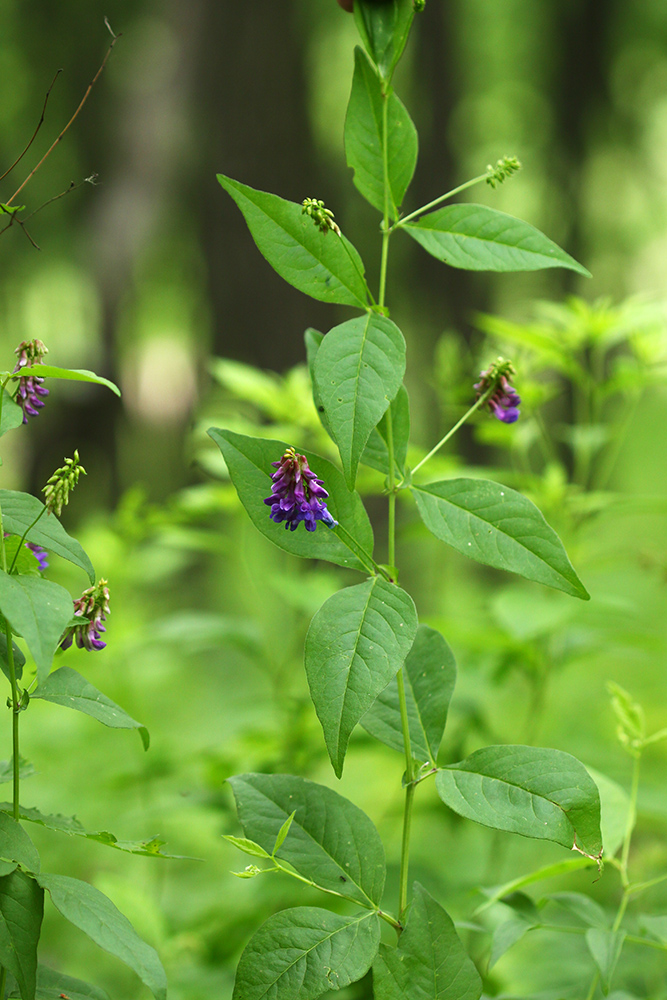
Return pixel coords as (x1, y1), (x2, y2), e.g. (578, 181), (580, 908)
(264, 447), (338, 532)
(13, 340), (49, 424)
(474, 361), (521, 424)
(27, 542), (48, 571)
(60, 579), (110, 652)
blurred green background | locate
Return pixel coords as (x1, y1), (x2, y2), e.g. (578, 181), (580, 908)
(2, 1), (667, 997)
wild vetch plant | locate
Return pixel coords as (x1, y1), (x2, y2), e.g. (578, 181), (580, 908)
(0, 351), (169, 1000)
(206, 3), (640, 998)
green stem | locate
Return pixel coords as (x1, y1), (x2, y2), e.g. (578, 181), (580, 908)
(392, 172), (488, 230)
(5, 623), (19, 821)
(397, 668), (415, 921)
(333, 523), (390, 580)
(339, 234), (377, 308)
(0, 966), (5, 1000)
(411, 391), (491, 476)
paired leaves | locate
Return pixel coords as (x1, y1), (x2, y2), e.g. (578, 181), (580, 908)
(412, 478), (589, 599)
(403, 204), (591, 276)
(345, 47), (418, 219)
(233, 906), (380, 1000)
(373, 883), (482, 1000)
(362, 624), (456, 763)
(313, 313), (406, 488)
(217, 175), (369, 307)
(0, 573), (74, 683)
(208, 429), (374, 572)
(228, 773), (386, 906)
(436, 745), (602, 857)
(36, 874), (167, 1000)
(0, 490), (95, 583)
(305, 577), (418, 776)
(32, 666), (149, 750)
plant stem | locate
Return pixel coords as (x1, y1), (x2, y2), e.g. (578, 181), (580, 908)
(5, 623), (19, 821)
(8, 508), (46, 575)
(392, 172), (488, 230)
(411, 391), (490, 476)
(334, 522), (389, 579)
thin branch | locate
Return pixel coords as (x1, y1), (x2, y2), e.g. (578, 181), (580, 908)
(22, 173), (99, 223)
(0, 69), (62, 183)
(6, 23), (121, 206)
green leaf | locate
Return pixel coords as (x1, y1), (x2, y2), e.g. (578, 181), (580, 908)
(217, 175), (369, 307)
(586, 928), (625, 994)
(0, 870), (43, 1000)
(0, 758), (36, 785)
(362, 385), (410, 477)
(345, 47), (418, 218)
(0, 391), (24, 437)
(373, 883), (482, 1000)
(403, 204), (591, 275)
(313, 314), (406, 488)
(36, 873), (167, 1000)
(0, 204), (24, 215)
(435, 745), (602, 857)
(228, 773), (386, 907)
(8, 366), (120, 397)
(32, 667), (149, 750)
(304, 328), (335, 441)
(0, 803), (191, 859)
(272, 811), (296, 855)
(353, 0), (415, 81)
(0, 632), (25, 683)
(362, 624), (456, 763)
(0, 812), (40, 873)
(411, 478), (589, 600)
(587, 768), (631, 859)
(0, 490), (95, 583)
(488, 894), (540, 969)
(305, 578), (418, 777)
(476, 857), (598, 914)
(208, 429), (374, 573)
(9, 964), (112, 1000)
(233, 906), (380, 1000)
(223, 835), (271, 859)
(638, 914), (667, 944)
(545, 891), (608, 929)
(0, 573), (74, 683)
(607, 681), (645, 745)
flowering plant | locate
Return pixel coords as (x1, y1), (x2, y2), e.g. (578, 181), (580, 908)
(0, 350), (168, 1000)
(206, 3), (629, 999)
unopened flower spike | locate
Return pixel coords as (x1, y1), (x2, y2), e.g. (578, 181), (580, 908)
(264, 447), (338, 532)
(12, 339), (49, 424)
(301, 198), (341, 236)
(474, 358), (521, 424)
(60, 579), (110, 652)
(413, 0), (426, 10)
(42, 450), (87, 517)
(486, 156), (522, 189)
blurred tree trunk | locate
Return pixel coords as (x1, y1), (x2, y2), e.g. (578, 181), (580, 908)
(195, 0), (335, 372)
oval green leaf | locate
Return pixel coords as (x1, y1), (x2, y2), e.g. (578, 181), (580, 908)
(0, 392), (24, 437)
(32, 667), (149, 750)
(345, 47), (418, 218)
(217, 175), (369, 307)
(353, 0), (415, 81)
(404, 203), (591, 275)
(373, 883), (482, 1000)
(8, 366), (120, 397)
(0, 573), (74, 683)
(228, 773), (386, 907)
(208, 429), (374, 573)
(361, 385), (410, 477)
(411, 478), (589, 599)
(0, 871), (43, 1000)
(35, 874), (167, 1000)
(0, 813), (40, 874)
(0, 490), (95, 583)
(362, 624), (456, 764)
(435, 745), (602, 857)
(233, 906), (380, 1000)
(313, 314), (406, 488)
(305, 577), (418, 777)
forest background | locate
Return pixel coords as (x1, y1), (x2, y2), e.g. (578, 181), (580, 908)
(1, 1), (667, 997)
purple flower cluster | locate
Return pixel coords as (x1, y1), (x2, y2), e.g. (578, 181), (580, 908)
(60, 579), (110, 652)
(475, 362), (521, 424)
(27, 542), (48, 571)
(264, 448), (338, 532)
(13, 340), (49, 424)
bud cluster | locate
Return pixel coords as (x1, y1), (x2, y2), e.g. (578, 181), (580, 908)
(12, 339), (49, 424)
(60, 579), (110, 652)
(43, 451), (87, 517)
(486, 156), (522, 189)
(301, 198), (341, 236)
